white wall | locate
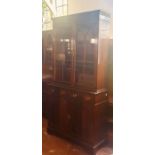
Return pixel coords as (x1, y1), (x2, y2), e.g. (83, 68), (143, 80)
(68, 0), (113, 15)
(68, 0), (113, 38)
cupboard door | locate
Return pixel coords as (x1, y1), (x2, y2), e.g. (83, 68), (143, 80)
(59, 90), (83, 138)
(69, 92), (82, 137)
(81, 94), (93, 142)
(42, 83), (52, 118)
(48, 87), (59, 129)
(42, 91), (48, 118)
(59, 89), (72, 134)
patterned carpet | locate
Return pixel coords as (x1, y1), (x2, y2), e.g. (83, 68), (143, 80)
(42, 118), (113, 155)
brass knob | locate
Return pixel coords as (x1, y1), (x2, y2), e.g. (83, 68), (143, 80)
(60, 90), (66, 95)
(51, 89), (55, 93)
(72, 93), (77, 98)
(84, 95), (91, 101)
(67, 114), (71, 120)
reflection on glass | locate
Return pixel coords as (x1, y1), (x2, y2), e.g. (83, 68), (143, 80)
(42, 33), (54, 80)
(90, 38), (97, 44)
(75, 28), (96, 87)
(55, 35), (73, 83)
(56, 53), (65, 62)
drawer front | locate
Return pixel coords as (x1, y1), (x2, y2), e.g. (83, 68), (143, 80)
(60, 89), (67, 96)
(82, 93), (94, 103)
(95, 92), (108, 103)
(49, 86), (58, 94)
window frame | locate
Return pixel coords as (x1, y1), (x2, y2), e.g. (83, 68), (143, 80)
(55, 0), (68, 16)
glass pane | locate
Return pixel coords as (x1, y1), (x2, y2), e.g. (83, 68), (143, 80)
(55, 29), (74, 83)
(57, 0), (63, 6)
(75, 27), (96, 87)
(50, 0), (53, 4)
(42, 32), (54, 80)
(63, 0), (67, 5)
(57, 7), (63, 16)
(63, 5), (67, 15)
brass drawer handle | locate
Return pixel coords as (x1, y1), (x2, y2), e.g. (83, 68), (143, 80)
(51, 89), (55, 93)
(72, 93), (77, 98)
(84, 96), (91, 101)
(67, 114), (71, 120)
(60, 90), (66, 95)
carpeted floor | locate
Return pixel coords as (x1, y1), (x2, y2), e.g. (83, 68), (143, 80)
(42, 118), (113, 155)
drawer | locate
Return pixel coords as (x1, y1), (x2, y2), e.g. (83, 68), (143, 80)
(60, 89), (67, 96)
(49, 87), (57, 93)
(82, 94), (94, 102)
(95, 92), (108, 103)
(70, 91), (79, 98)
(44, 86), (59, 96)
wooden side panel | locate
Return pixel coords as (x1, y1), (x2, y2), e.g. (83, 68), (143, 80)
(92, 103), (107, 144)
(97, 39), (109, 90)
(107, 39), (113, 102)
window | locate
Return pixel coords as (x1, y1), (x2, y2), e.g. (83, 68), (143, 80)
(42, 0), (53, 31)
(55, 0), (68, 17)
(42, 0), (68, 31)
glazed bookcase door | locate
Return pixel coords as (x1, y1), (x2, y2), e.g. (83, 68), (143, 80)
(42, 31), (54, 80)
(75, 25), (98, 89)
(54, 27), (75, 84)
